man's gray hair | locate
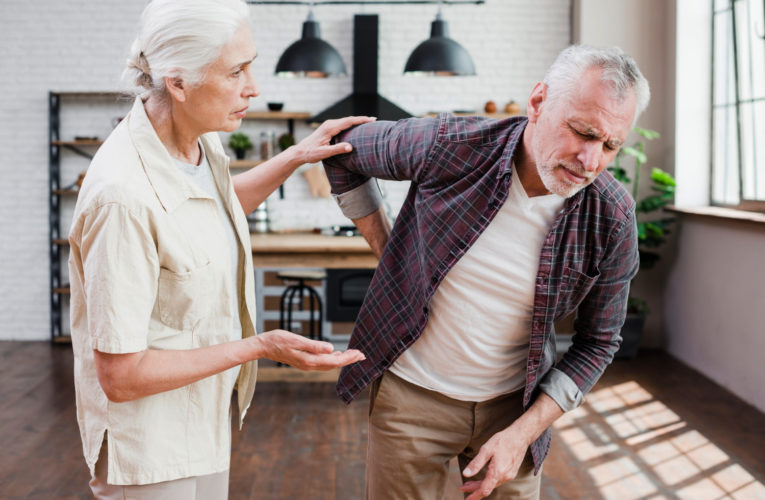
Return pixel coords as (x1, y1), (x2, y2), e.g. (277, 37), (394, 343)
(122, 0), (250, 96)
(543, 45), (650, 121)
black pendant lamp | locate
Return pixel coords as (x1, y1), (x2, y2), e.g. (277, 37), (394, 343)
(275, 10), (347, 78)
(404, 8), (476, 76)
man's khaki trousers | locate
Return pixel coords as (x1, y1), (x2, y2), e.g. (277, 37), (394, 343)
(366, 371), (541, 500)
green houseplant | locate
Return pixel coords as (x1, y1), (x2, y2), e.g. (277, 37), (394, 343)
(277, 132), (296, 152)
(608, 127), (676, 357)
(228, 132), (253, 160)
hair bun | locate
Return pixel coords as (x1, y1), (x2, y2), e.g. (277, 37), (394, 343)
(127, 50), (153, 89)
(135, 52), (153, 88)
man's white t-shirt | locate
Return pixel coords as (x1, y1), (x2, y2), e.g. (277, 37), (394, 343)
(390, 166), (565, 402)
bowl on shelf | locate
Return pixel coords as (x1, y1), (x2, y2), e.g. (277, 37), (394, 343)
(267, 102), (284, 111)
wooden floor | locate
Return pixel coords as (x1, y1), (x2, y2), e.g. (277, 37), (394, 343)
(0, 342), (763, 500)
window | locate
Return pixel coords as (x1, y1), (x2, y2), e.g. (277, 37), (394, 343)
(711, 0), (765, 210)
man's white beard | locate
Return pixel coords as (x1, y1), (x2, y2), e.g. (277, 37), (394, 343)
(537, 162), (591, 198)
(531, 131), (593, 198)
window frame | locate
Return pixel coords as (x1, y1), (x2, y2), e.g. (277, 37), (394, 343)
(710, 0), (765, 212)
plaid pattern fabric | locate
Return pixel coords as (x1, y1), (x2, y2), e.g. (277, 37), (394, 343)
(323, 114), (638, 470)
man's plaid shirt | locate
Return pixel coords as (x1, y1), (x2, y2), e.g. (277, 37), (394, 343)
(323, 114), (638, 470)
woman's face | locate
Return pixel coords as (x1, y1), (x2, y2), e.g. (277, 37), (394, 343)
(181, 23), (259, 133)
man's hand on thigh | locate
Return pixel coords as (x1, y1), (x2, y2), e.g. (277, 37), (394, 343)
(460, 392), (563, 498)
(459, 426), (528, 499)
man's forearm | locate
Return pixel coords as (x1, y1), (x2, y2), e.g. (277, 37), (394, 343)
(232, 148), (301, 215)
(511, 392), (564, 447)
(353, 207), (391, 259)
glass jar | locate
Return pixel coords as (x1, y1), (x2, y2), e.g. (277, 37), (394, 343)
(250, 201), (269, 233)
(260, 131), (276, 160)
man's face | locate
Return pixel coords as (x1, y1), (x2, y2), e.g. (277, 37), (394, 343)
(528, 68), (636, 198)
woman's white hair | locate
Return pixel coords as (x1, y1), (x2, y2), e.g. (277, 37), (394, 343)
(543, 44), (651, 123)
(123, 0), (250, 95)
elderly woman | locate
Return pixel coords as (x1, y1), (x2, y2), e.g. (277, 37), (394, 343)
(68, 0), (369, 497)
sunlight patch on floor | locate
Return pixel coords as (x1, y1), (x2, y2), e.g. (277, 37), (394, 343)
(553, 381), (765, 499)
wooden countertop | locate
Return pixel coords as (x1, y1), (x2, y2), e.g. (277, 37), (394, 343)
(250, 232), (378, 269)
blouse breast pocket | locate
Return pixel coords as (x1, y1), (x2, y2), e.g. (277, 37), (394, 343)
(558, 266), (600, 314)
(157, 261), (214, 331)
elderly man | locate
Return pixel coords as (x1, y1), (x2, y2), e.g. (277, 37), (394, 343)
(323, 44), (649, 500)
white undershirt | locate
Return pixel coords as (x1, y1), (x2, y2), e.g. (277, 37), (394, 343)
(174, 144), (242, 383)
(390, 166), (565, 401)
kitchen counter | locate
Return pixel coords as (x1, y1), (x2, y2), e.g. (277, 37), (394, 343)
(250, 232), (378, 269)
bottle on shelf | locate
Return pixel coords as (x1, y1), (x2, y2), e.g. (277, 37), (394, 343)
(259, 131), (276, 161)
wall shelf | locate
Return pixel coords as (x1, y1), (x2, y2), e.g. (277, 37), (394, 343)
(238, 110), (312, 198)
(47, 91), (130, 342)
(244, 111), (312, 120)
(51, 91), (127, 98)
(243, 110), (311, 137)
(230, 159), (264, 169)
(51, 139), (104, 146)
(423, 111), (523, 119)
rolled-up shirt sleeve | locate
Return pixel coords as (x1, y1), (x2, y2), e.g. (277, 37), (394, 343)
(333, 178), (385, 220)
(538, 367), (585, 412)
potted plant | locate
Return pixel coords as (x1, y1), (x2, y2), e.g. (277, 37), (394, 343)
(278, 132), (295, 152)
(608, 127), (676, 358)
(228, 132), (253, 160)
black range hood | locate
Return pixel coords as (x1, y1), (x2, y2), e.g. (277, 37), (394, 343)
(310, 14), (413, 123)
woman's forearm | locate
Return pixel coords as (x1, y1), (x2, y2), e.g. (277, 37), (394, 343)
(232, 147), (301, 215)
(94, 337), (262, 402)
(94, 330), (365, 402)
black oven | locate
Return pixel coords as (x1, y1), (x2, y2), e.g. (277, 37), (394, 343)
(325, 268), (375, 322)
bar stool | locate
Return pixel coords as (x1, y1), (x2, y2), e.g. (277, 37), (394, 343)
(277, 269), (327, 341)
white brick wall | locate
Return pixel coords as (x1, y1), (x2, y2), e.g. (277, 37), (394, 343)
(0, 0), (570, 340)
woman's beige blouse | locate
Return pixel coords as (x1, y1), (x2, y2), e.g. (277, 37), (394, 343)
(68, 97), (258, 485)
